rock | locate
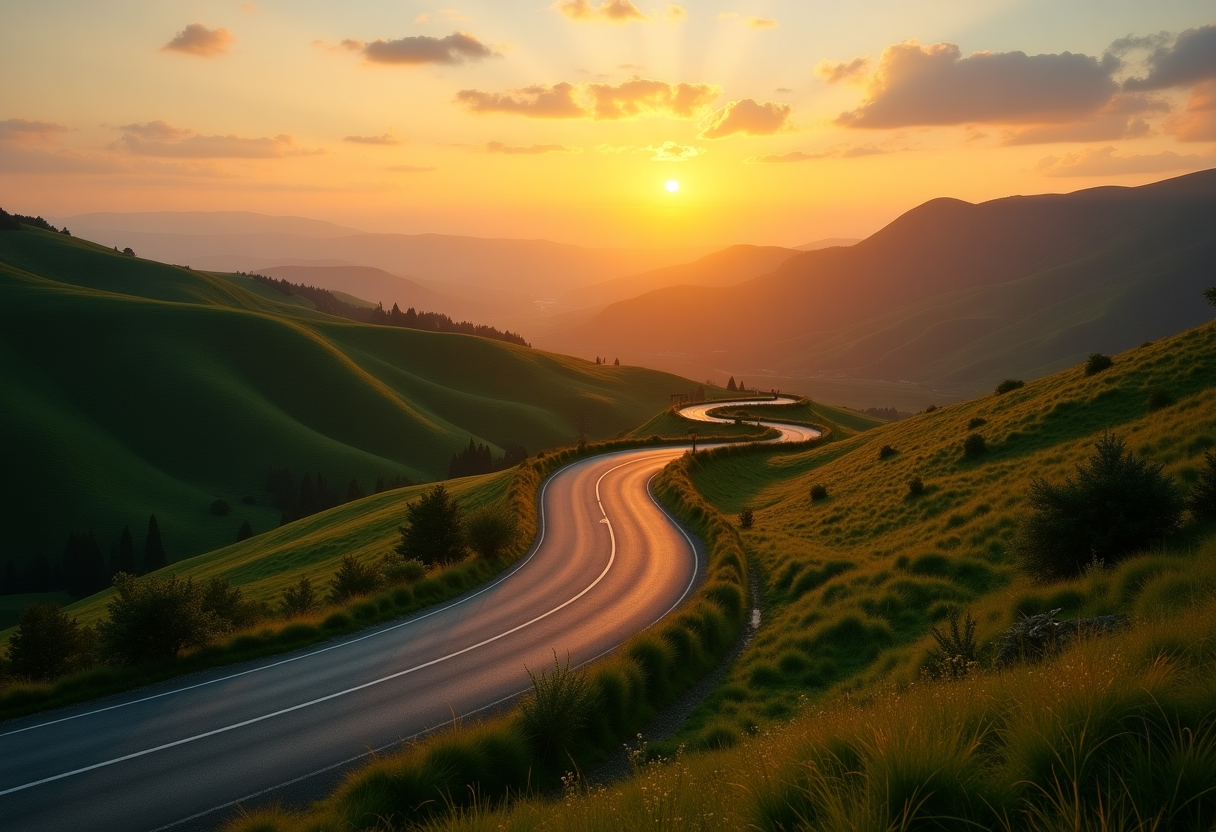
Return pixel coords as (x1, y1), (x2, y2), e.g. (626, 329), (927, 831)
(996, 609), (1127, 667)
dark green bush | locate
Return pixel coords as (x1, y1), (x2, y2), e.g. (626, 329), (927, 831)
(280, 575), (317, 616)
(209, 499), (230, 516)
(1084, 353), (1113, 375)
(383, 557), (426, 585)
(328, 554), (382, 603)
(963, 433), (987, 459)
(396, 484), (466, 566)
(995, 379), (1025, 395)
(907, 476), (925, 497)
(464, 501), (519, 559)
(879, 444), (897, 459)
(925, 609), (979, 680)
(967, 417), (987, 429)
(810, 484), (828, 502)
(518, 653), (599, 759)
(201, 576), (260, 630)
(1016, 432), (1183, 580)
(99, 573), (221, 664)
(1147, 386), (1175, 410)
(6, 603), (96, 681)
(739, 508), (755, 528)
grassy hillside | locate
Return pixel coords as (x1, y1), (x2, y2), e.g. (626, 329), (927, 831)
(539, 168), (1216, 403)
(0, 226), (699, 568)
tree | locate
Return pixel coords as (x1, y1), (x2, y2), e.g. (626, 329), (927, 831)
(201, 576), (258, 630)
(1205, 286), (1216, 308)
(99, 573), (220, 664)
(727, 376), (737, 392)
(281, 575), (318, 616)
(1191, 450), (1216, 523)
(1016, 432), (1183, 580)
(396, 484), (467, 566)
(465, 502), (520, 559)
(613, 357), (620, 366)
(345, 477), (366, 503)
(6, 603), (94, 681)
(1084, 353), (1113, 376)
(328, 554), (382, 602)
(112, 525), (138, 576)
(122, 247), (135, 256)
(236, 519), (254, 542)
(143, 515), (167, 574)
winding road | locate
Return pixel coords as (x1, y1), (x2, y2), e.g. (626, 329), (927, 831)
(0, 398), (816, 832)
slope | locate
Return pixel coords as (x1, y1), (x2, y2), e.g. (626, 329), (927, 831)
(540, 169), (1216, 404)
(0, 227), (698, 568)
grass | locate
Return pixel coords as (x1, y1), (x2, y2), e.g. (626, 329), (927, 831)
(0, 225), (700, 567)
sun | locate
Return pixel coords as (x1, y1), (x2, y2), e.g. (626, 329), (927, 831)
(665, 179), (680, 193)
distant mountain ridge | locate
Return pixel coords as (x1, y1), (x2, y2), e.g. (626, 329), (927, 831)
(538, 169), (1216, 405)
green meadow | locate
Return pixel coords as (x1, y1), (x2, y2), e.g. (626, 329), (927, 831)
(0, 226), (698, 565)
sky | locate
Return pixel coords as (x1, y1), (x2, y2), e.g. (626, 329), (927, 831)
(2, 0), (1214, 247)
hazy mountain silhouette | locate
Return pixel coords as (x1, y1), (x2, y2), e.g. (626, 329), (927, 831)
(539, 169), (1216, 402)
(793, 237), (862, 251)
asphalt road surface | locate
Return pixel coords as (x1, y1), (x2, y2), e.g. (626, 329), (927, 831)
(0, 399), (817, 832)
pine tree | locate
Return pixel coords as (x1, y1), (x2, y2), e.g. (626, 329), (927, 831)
(396, 484), (466, 566)
(614, 357), (619, 366)
(236, 520), (254, 542)
(727, 376), (737, 392)
(112, 525), (138, 576)
(345, 478), (366, 503)
(143, 515), (167, 574)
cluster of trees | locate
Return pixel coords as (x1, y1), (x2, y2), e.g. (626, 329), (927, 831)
(0, 516), (168, 598)
(266, 468), (413, 525)
(594, 356), (619, 365)
(1018, 433), (1216, 581)
(448, 439), (528, 479)
(247, 273), (530, 347)
(0, 208), (71, 235)
(396, 485), (519, 567)
(863, 407), (908, 421)
(725, 377), (751, 393)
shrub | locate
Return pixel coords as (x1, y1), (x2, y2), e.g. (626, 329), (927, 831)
(328, 554), (382, 603)
(280, 575), (317, 616)
(925, 609), (979, 680)
(1147, 386), (1175, 410)
(924, 404), (938, 413)
(739, 509), (754, 529)
(907, 476), (925, 497)
(519, 653), (599, 759)
(1205, 286), (1216, 307)
(464, 501), (519, 559)
(201, 576), (260, 630)
(962, 433), (987, 459)
(235, 519), (253, 542)
(967, 417), (987, 429)
(810, 484), (828, 502)
(995, 378), (1025, 395)
(383, 557), (427, 585)
(1191, 449), (1216, 522)
(878, 444), (897, 460)
(1084, 352), (1113, 375)
(209, 499), (231, 516)
(99, 573), (221, 664)
(6, 603), (96, 681)
(396, 484), (466, 566)
(1016, 431), (1183, 580)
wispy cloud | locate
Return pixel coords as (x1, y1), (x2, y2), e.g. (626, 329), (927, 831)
(1034, 145), (1216, 176)
(456, 77), (721, 121)
(339, 32), (497, 65)
(552, 0), (648, 24)
(0, 118), (68, 147)
(815, 57), (871, 85)
(744, 141), (907, 163)
(485, 141), (581, 155)
(343, 131), (402, 145)
(163, 23), (235, 57)
(112, 122), (322, 158)
(717, 13), (778, 29)
(645, 141), (704, 161)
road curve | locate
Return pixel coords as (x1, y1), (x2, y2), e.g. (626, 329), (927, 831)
(0, 400), (814, 832)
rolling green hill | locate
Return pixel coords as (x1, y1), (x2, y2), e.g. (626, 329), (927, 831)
(0, 226), (699, 571)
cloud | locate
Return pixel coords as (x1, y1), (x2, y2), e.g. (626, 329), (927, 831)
(1165, 80), (1216, 141)
(343, 32), (496, 65)
(1123, 24), (1216, 91)
(664, 5), (687, 23)
(999, 93), (1167, 144)
(775, 87), (794, 94)
(455, 82), (586, 118)
(745, 150), (832, 163)
(0, 118), (68, 146)
(113, 124), (321, 158)
(815, 56), (871, 85)
(456, 78), (720, 121)
(1034, 145), (1216, 177)
(595, 143), (636, 153)
(163, 23), (235, 57)
(552, 0), (648, 24)
(699, 98), (793, 139)
(717, 12), (778, 28)
(645, 141), (703, 161)
(387, 164), (436, 172)
(485, 141), (580, 154)
(744, 141), (906, 163)
(344, 131), (402, 145)
(836, 40), (1118, 128)
(619, 63), (645, 72)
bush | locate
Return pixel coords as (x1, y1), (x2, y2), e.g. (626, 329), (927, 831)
(995, 378), (1025, 395)
(1084, 352), (1113, 375)
(6, 603), (96, 681)
(280, 575), (318, 616)
(878, 444), (897, 460)
(962, 433), (987, 459)
(967, 417), (987, 429)
(99, 573), (221, 664)
(209, 499), (231, 516)
(1191, 450), (1216, 522)
(925, 609), (979, 680)
(1016, 432), (1183, 580)
(907, 476), (925, 497)
(464, 501), (519, 559)
(328, 554), (382, 603)
(396, 484), (466, 566)
(519, 653), (599, 759)
(809, 484), (828, 502)
(1205, 286), (1216, 307)
(236, 520), (253, 542)
(201, 576), (260, 630)
(1147, 386), (1175, 410)
(739, 509), (754, 529)
(924, 404), (938, 413)
(383, 557), (427, 585)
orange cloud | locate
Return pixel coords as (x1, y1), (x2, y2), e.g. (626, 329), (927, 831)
(699, 99), (793, 139)
(717, 13), (778, 29)
(113, 122), (321, 158)
(485, 141), (580, 155)
(0, 118), (68, 146)
(744, 142), (901, 163)
(836, 41), (1118, 128)
(1164, 80), (1216, 141)
(815, 57), (871, 85)
(456, 78), (720, 121)
(344, 131), (402, 145)
(552, 0), (648, 24)
(1035, 145), (1216, 177)
(163, 23), (235, 57)
(342, 32), (496, 65)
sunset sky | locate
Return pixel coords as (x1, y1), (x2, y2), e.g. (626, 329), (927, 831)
(2, 1), (1214, 247)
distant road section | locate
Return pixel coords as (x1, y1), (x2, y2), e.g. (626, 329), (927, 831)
(0, 399), (813, 832)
